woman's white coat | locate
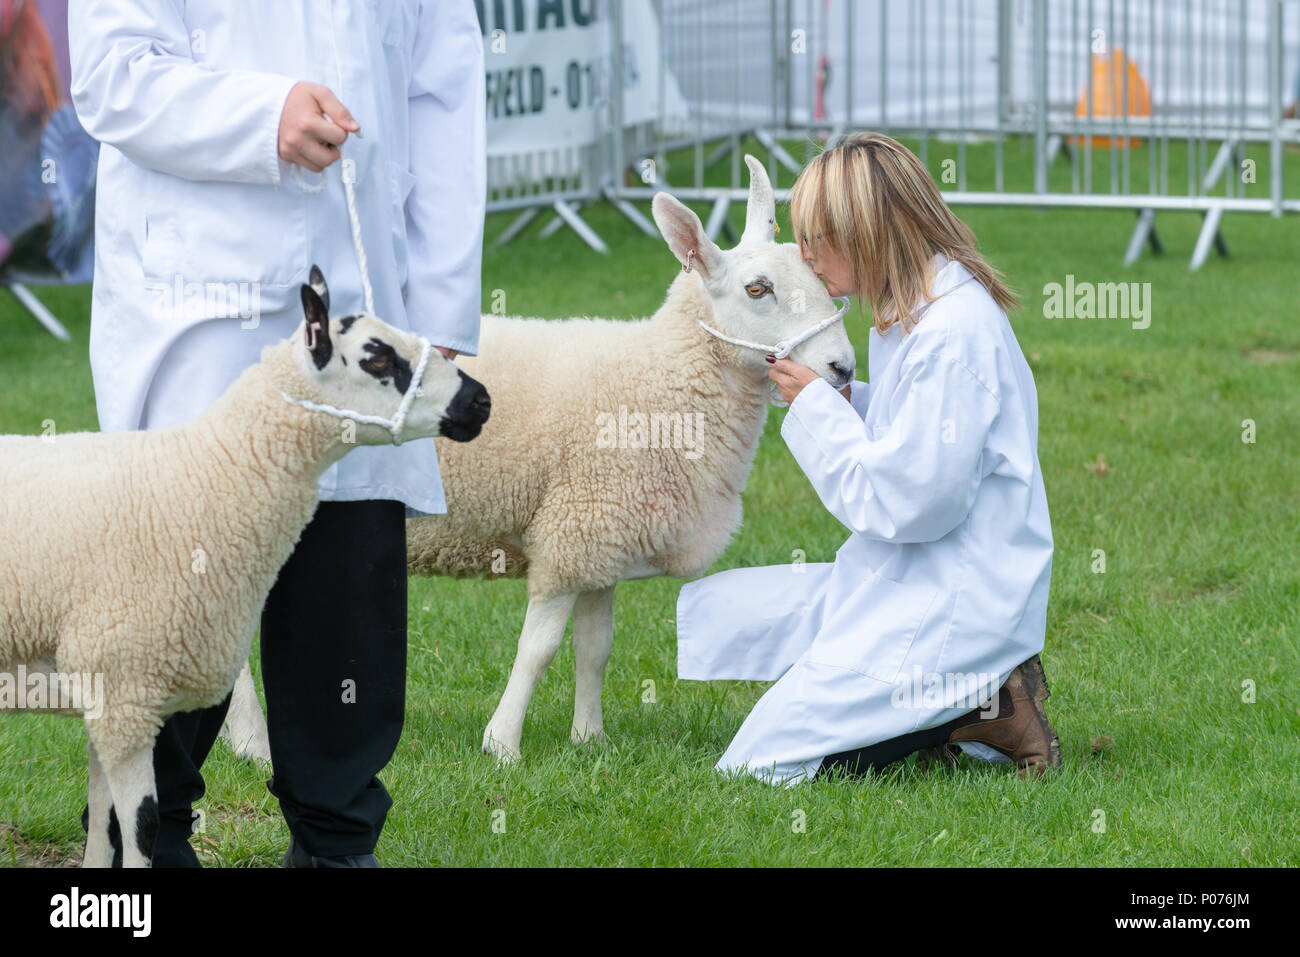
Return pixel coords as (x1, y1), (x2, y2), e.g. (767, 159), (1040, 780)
(677, 256), (1054, 785)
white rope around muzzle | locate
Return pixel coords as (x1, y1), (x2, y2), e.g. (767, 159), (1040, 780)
(696, 296), (851, 360)
(279, 335), (434, 446)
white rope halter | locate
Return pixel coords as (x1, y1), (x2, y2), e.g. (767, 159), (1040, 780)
(279, 335), (434, 446)
(695, 296), (850, 409)
(696, 296), (852, 360)
(283, 130), (433, 445)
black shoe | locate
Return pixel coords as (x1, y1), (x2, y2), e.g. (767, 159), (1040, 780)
(280, 836), (379, 868)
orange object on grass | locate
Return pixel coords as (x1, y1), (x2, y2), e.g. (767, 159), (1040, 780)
(1069, 46), (1151, 148)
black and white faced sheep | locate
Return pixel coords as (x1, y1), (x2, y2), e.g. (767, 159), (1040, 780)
(406, 154), (857, 761)
(0, 266), (489, 866)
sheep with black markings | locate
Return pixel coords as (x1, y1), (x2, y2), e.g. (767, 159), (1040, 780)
(0, 267), (489, 866)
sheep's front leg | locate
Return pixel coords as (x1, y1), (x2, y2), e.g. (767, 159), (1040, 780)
(483, 591), (578, 762)
(101, 744), (159, 868)
(221, 660), (271, 764)
(83, 742), (116, 869)
(571, 585), (616, 745)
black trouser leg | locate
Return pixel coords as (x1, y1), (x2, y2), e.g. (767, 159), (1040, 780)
(80, 692), (232, 868)
(152, 695), (233, 866)
(259, 499), (407, 859)
(816, 710), (976, 779)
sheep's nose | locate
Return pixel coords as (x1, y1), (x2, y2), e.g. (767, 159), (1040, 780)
(829, 360), (854, 381)
(472, 390), (491, 415)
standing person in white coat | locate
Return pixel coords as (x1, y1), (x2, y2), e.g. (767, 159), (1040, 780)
(69, 0), (485, 865)
(676, 132), (1061, 786)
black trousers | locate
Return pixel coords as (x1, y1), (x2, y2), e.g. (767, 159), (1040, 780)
(816, 709), (977, 779)
(85, 499), (408, 866)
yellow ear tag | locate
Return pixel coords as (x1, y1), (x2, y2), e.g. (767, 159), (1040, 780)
(774, 222), (780, 236)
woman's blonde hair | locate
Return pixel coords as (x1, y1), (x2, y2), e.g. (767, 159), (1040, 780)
(789, 131), (1018, 335)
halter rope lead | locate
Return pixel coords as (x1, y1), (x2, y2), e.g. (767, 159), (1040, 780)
(680, 245), (852, 407)
(284, 137), (433, 445)
(697, 296), (851, 361)
(680, 245), (851, 360)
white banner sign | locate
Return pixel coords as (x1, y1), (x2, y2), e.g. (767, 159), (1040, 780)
(479, 0), (687, 157)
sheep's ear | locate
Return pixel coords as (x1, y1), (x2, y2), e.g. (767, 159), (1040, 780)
(651, 192), (726, 285)
(300, 284), (333, 370)
(308, 264), (330, 312)
(740, 154), (775, 245)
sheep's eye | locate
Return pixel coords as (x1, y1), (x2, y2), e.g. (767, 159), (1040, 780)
(745, 281), (771, 299)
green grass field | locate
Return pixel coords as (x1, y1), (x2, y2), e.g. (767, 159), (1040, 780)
(2, 137), (1298, 867)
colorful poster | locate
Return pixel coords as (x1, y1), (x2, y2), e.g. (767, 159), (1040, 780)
(0, 0), (99, 284)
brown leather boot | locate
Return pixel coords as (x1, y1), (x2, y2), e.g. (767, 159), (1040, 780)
(945, 654), (1062, 777)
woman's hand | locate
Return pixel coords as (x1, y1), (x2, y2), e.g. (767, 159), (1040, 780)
(766, 356), (852, 403)
(278, 82), (360, 172)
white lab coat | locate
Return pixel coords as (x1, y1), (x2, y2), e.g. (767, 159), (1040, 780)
(68, 0), (485, 515)
(677, 255), (1054, 785)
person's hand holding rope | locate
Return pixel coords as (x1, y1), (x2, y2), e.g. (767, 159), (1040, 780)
(766, 355), (852, 404)
(277, 81), (360, 172)
(278, 83), (458, 363)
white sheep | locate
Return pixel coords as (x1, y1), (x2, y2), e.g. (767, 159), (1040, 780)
(0, 267), (489, 866)
(406, 155), (856, 761)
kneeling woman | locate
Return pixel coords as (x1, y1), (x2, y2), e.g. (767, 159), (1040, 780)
(677, 132), (1060, 785)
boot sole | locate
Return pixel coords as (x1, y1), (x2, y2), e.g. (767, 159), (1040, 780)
(1017, 654), (1062, 772)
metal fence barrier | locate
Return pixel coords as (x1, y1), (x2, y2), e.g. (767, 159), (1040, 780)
(491, 0), (1299, 269)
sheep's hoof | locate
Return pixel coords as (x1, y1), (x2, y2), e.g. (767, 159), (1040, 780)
(481, 732), (521, 764)
(570, 724), (606, 747)
(221, 724), (272, 765)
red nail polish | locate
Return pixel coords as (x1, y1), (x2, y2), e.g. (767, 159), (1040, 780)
(764, 355), (775, 364)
